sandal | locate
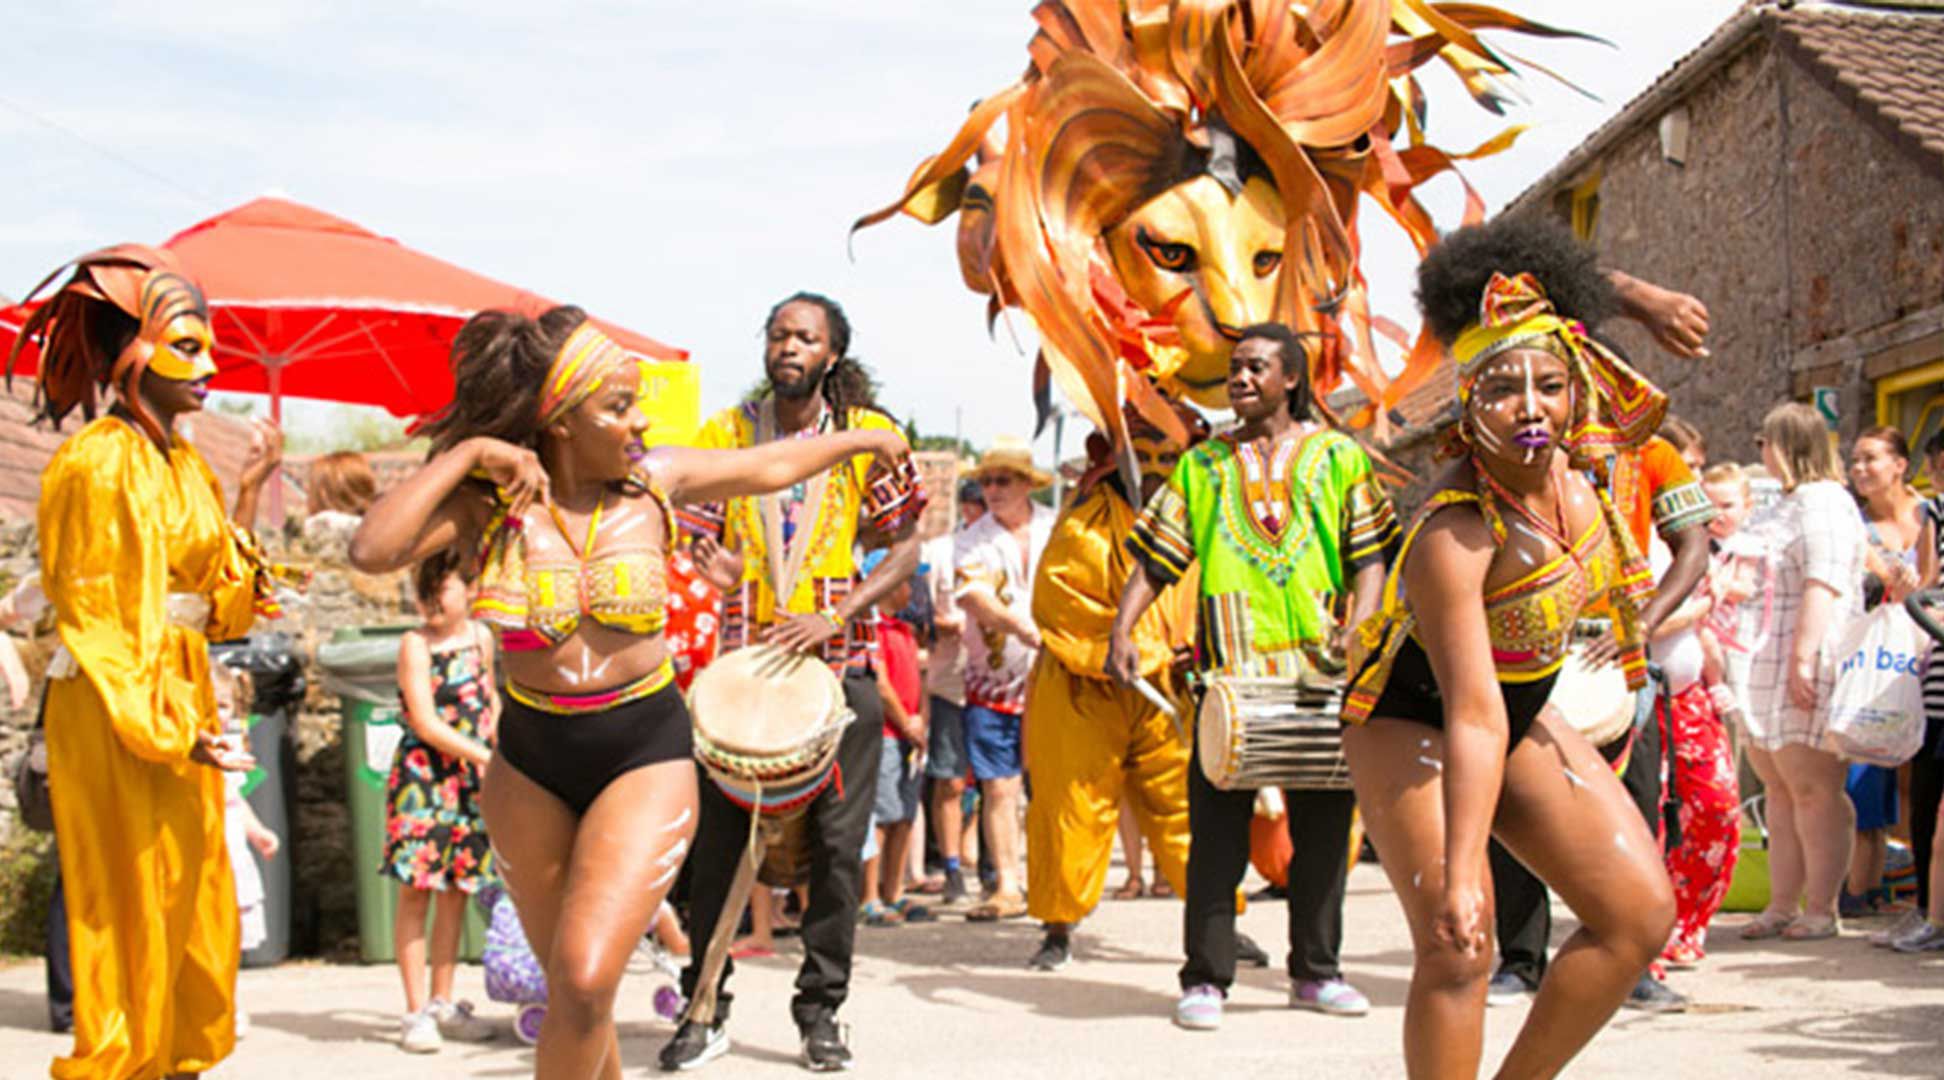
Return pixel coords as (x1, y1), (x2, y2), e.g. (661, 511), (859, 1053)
(1660, 943), (1704, 970)
(1113, 877), (1146, 901)
(1149, 878), (1175, 900)
(890, 898), (936, 924)
(859, 902), (905, 928)
(730, 941), (777, 960)
(964, 891), (1029, 922)
(1739, 910), (1795, 941)
(1781, 914), (1840, 941)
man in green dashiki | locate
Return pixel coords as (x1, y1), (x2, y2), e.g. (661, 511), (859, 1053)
(1109, 323), (1399, 1031)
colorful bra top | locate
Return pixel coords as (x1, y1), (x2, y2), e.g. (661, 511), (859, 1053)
(472, 483), (674, 649)
(1342, 486), (1623, 723)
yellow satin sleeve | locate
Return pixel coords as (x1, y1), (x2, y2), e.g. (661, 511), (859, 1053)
(1032, 484), (1197, 680)
(38, 418), (257, 761)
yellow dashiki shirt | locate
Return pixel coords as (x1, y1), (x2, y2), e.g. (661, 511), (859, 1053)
(682, 399), (925, 670)
(1128, 426), (1398, 676)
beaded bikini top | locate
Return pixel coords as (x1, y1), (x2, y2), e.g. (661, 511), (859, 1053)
(1341, 485), (1620, 723)
(472, 481), (674, 648)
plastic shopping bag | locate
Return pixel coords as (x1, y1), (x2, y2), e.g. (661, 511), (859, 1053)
(1826, 606), (1927, 766)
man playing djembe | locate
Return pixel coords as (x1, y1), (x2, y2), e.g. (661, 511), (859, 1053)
(1108, 323), (1399, 1031)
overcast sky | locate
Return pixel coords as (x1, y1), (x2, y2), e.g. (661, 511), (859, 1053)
(2, 0), (1745, 456)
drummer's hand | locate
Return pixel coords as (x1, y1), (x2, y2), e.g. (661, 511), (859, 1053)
(1105, 631), (1141, 688)
(190, 729), (257, 773)
(1432, 876), (1490, 960)
(765, 611), (841, 655)
(1580, 630), (1622, 670)
(1169, 645), (1196, 681)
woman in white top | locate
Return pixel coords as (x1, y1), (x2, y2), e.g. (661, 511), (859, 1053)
(1739, 403), (1868, 941)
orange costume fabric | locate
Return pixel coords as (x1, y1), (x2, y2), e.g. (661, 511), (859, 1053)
(40, 418), (263, 1079)
(1024, 482), (1199, 924)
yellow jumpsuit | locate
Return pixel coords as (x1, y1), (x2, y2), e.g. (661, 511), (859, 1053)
(1024, 483), (1198, 925)
(40, 419), (261, 1080)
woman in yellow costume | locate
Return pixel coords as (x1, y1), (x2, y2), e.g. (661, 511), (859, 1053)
(1340, 219), (1676, 1078)
(11, 245), (284, 1080)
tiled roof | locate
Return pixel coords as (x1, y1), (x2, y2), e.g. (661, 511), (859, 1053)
(0, 384), (304, 522)
(1776, 2), (1944, 172)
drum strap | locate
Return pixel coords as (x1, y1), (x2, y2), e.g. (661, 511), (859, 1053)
(755, 399), (833, 614)
(684, 787), (767, 1028)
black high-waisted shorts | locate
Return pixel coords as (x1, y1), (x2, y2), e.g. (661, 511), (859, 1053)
(1357, 636), (1557, 750)
(497, 680), (692, 815)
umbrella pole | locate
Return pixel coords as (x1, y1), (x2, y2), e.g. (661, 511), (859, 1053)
(268, 361), (285, 530)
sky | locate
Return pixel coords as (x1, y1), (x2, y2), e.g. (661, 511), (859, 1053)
(1, 0), (1747, 459)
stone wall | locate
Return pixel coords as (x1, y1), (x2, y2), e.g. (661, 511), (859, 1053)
(0, 516), (413, 958)
(1515, 35), (1944, 458)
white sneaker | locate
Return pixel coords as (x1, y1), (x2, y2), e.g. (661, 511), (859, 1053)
(1871, 909), (1927, 948)
(428, 998), (497, 1042)
(1174, 984), (1223, 1031)
(1892, 921), (1944, 954)
(234, 1007), (251, 1041)
(400, 1009), (443, 1054)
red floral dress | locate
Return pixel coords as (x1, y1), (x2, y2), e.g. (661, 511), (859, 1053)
(379, 632), (494, 892)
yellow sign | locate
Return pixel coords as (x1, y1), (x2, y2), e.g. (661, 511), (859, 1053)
(637, 360), (700, 448)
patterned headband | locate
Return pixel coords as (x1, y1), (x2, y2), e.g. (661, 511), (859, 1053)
(539, 321), (630, 427)
(1451, 271), (1666, 467)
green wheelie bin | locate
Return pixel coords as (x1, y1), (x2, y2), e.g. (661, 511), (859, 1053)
(320, 625), (488, 963)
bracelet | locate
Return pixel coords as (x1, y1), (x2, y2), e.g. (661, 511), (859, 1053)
(820, 606), (846, 631)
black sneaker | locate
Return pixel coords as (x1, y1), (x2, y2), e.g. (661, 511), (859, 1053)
(658, 1020), (728, 1071)
(1236, 932), (1271, 968)
(941, 868), (968, 905)
(799, 1015), (852, 1072)
(1028, 933), (1071, 971)
(1623, 974), (1689, 1014)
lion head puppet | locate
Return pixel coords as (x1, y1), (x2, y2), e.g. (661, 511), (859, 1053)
(855, 0), (1599, 460)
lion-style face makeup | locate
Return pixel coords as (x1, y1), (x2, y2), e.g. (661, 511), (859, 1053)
(128, 271), (216, 383)
(1105, 175), (1285, 407)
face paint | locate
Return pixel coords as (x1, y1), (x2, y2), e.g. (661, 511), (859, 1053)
(1562, 767), (1587, 790)
(656, 836), (690, 867)
(659, 806), (693, 832)
(125, 270), (216, 382)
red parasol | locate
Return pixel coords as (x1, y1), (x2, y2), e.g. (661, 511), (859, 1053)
(1, 196), (686, 422)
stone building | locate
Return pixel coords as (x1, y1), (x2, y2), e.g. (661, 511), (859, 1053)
(1502, 0), (1944, 461)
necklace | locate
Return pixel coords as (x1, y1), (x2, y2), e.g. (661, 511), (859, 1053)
(546, 494), (605, 560)
(1474, 457), (1583, 569)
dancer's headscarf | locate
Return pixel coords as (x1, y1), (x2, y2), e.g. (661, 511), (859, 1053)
(539, 321), (631, 427)
(1454, 271), (1666, 690)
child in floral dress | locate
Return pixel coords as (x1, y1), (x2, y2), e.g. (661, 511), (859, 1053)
(382, 550), (499, 1053)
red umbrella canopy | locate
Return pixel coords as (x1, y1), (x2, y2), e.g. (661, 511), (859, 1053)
(2, 196), (686, 419)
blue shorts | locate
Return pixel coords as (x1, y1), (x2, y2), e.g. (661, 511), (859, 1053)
(962, 703), (1023, 781)
(875, 735), (922, 824)
(1847, 764), (1900, 831)
(926, 697), (969, 780)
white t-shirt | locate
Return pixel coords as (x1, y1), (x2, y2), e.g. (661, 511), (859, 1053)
(954, 504), (1055, 714)
(922, 533), (967, 705)
(1649, 537), (1705, 692)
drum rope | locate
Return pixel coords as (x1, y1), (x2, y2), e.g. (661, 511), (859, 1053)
(682, 778), (767, 1028)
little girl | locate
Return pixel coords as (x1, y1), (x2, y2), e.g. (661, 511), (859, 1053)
(212, 663), (279, 1038)
(381, 550), (499, 1053)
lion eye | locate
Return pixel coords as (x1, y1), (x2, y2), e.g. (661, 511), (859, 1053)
(1136, 229), (1197, 273)
(1253, 250), (1283, 277)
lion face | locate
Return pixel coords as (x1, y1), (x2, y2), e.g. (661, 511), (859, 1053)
(1104, 174), (1286, 408)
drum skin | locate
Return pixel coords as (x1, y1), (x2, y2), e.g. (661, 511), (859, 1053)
(1547, 653), (1634, 748)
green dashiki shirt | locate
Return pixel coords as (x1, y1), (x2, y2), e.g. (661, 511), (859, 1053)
(1128, 427), (1399, 677)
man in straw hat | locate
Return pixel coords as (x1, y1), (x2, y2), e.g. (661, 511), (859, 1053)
(954, 436), (1056, 921)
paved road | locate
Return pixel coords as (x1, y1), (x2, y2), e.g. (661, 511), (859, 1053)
(2, 864), (1939, 1078)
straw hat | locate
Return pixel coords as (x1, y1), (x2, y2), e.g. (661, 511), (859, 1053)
(971, 435), (1053, 489)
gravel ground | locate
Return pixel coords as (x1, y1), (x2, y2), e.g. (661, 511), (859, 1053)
(2, 863), (1940, 1078)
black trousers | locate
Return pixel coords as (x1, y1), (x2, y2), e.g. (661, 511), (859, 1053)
(1180, 737), (1356, 990)
(1912, 715), (1944, 913)
(679, 672), (882, 1029)
(46, 843), (72, 1031)
(1496, 680), (1669, 982)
